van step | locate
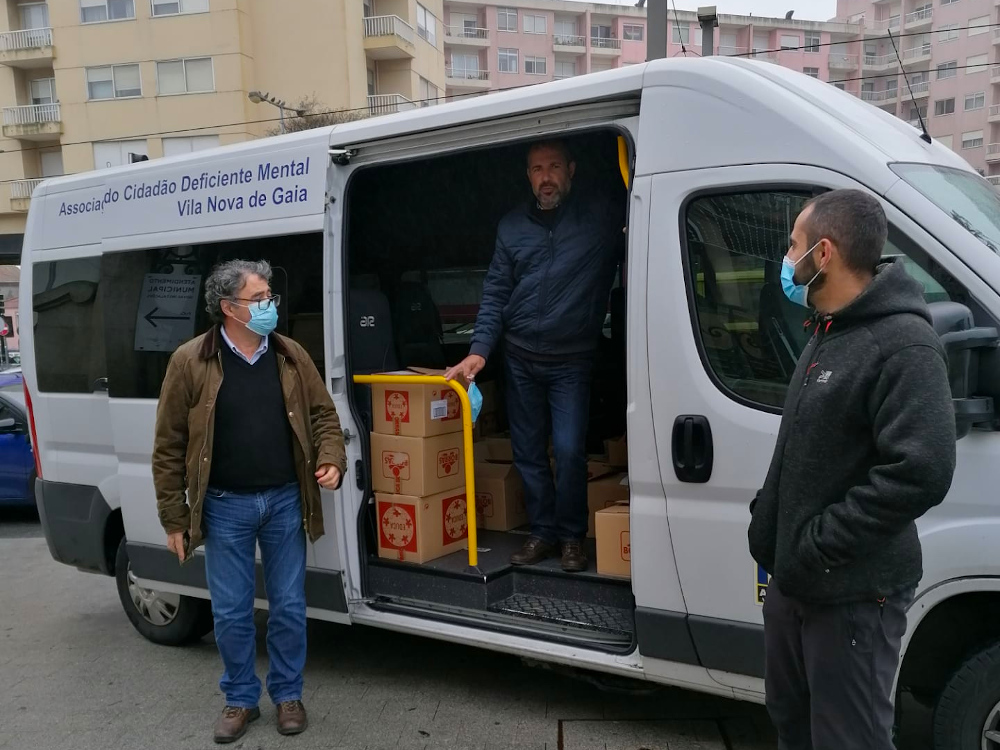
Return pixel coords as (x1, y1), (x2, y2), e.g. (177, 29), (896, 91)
(488, 593), (634, 637)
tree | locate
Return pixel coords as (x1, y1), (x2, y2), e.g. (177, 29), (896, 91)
(265, 95), (367, 136)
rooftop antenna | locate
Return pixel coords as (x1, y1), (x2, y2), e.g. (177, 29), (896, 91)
(887, 29), (933, 144)
(671, 0), (690, 55)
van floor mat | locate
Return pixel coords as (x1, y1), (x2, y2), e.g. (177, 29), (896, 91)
(488, 593), (634, 637)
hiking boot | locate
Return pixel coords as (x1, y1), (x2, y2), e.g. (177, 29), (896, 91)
(561, 541), (588, 573)
(510, 536), (556, 566)
(213, 705), (260, 744)
(277, 700), (309, 736)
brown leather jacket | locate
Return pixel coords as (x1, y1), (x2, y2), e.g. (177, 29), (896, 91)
(152, 325), (347, 552)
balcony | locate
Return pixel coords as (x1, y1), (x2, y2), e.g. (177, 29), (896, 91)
(864, 53), (899, 71)
(990, 105), (1000, 123)
(872, 17), (901, 33)
(988, 175), (1000, 188)
(904, 7), (932, 30)
(994, 27), (1000, 45)
(987, 144), (1000, 163)
(367, 93), (416, 117)
(902, 44), (932, 66)
(444, 25), (489, 47)
(363, 15), (416, 60)
(907, 80), (930, 98)
(992, 65), (1000, 84)
(751, 51), (779, 63)
(554, 34), (586, 52)
(8, 178), (42, 212)
(861, 89), (898, 103)
(445, 67), (490, 90)
(828, 53), (859, 70)
(2, 103), (60, 141)
(590, 37), (622, 56)
(0, 28), (54, 69)
(718, 45), (749, 56)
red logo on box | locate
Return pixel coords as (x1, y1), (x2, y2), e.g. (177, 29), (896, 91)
(437, 449), (459, 477)
(476, 492), (494, 519)
(443, 389), (460, 421)
(620, 531), (631, 561)
(442, 494), (468, 544)
(379, 501), (418, 556)
(385, 391), (410, 425)
(381, 451), (410, 480)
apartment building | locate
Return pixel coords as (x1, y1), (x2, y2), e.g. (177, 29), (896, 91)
(0, 0), (446, 246)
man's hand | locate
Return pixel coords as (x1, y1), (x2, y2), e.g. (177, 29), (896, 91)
(315, 464), (342, 490)
(166, 531), (186, 563)
(444, 355), (486, 383)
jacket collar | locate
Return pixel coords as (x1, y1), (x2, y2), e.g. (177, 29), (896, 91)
(198, 324), (296, 363)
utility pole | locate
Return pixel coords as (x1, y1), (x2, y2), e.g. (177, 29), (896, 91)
(645, 0), (667, 60)
(697, 6), (718, 57)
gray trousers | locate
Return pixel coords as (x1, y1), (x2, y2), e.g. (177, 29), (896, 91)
(763, 580), (912, 750)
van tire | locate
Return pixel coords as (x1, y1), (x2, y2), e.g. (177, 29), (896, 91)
(933, 640), (1000, 750)
(114, 538), (213, 646)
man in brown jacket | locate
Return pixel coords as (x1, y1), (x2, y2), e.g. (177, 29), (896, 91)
(152, 259), (346, 744)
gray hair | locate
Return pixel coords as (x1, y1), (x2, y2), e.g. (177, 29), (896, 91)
(204, 259), (273, 322)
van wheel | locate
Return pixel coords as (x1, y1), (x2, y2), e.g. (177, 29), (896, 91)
(933, 640), (1000, 750)
(114, 537), (213, 646)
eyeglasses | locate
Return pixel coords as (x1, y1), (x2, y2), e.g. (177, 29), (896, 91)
(230, 294), (281, 311)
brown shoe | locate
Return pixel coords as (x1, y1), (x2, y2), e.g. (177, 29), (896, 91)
(561, 541), (588, 573)
(277, 700), (309, 736)
(510, 536), (556, 566)
(213, 705), (260, 744)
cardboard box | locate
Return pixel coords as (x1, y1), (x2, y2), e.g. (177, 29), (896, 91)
(587, 473), (630, 538)
(475, 461), (527, 531)
(595, 503), (631, 578)
(483, 435), (514, 463)
(372, 370), (464, 437)
(376, 490), (469, 563)
(605, 435), (628, 470)
(586, 460), (615, 482)
(370, 432), (465, 497)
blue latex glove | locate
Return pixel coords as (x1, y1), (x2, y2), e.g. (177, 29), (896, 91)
(468, 382), (483, 424)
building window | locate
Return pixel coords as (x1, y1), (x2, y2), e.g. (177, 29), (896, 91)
(909, 106), (927, 120)
(523, 14), (545, 34)
(525, 56), (547, 75)
(886, 78), (898, 93)
(497, 6), (516, 32)
(968, 16), (990, 35)
(416, 4), (436, 46)
(418, 76), (438, 107)
(93, 139), (147, 169)
(967, 54), (989, 74)
(367, 68), (375, 96)
(30, 77), (56, 105)
(937, 23), (959, 43)
(623, 24), (644, 41)
(962, 130), (984, 149)
(151, 0), (208, 15)
(672, 23), (689, 44)
(939, 0), (959, 3)
(555, 60), (576, 78)
(780, 34), (799, 50)
(156, 57), (214, 95)
(498, 48), (518, 74)
(935, 98), (956, 116)
(936, 135), (953, 149)
(834, 82), (846, 91)
(804, 33), (820, 52)
(965, 92), (986, 111)
(803, 67), (819, 79)
(450, 53), (480, 78)
(86, 64), (141, 100)
(80, 0), (134, 23)
(162, 135), (219, 157)
(936, 61), (958, 80)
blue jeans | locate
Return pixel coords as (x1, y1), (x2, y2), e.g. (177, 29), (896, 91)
(504, 351), (593, 543)
(203, 482), (307, 708)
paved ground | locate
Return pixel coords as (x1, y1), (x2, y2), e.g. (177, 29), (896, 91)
(0, 511), (932, 750)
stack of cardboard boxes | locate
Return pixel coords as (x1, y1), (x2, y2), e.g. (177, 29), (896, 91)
(370, 371), (469, 563)
(472, 384), (528, 532)
(593, 435), (630, 579)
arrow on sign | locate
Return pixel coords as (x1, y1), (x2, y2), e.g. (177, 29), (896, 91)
(144, 307), (192, 328)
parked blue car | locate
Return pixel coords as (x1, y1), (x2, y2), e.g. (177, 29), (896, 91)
(0, 381), (35, 507)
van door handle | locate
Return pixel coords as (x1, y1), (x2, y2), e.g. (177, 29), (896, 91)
(92, 377), (109, 393)
(671, 415), (713, 483)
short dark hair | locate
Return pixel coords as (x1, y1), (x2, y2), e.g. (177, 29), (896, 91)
(526, 140), (573, 167)
(802, 189), (887, 275)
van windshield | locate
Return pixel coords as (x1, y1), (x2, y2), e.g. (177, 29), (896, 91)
(890, 163), (1000, 254)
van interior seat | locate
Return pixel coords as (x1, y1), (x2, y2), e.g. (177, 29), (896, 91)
(349, 286), (400, 432)
(391, 279), (446, 370)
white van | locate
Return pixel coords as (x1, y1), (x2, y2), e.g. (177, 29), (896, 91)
(21, 58), (1000, 749)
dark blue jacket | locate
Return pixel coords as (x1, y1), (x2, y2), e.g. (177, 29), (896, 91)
(470, 192), (624, 360)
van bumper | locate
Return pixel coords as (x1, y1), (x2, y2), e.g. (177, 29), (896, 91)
(35, 479), (114, 575)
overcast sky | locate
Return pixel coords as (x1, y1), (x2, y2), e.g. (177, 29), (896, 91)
(564, 1), (841, 22)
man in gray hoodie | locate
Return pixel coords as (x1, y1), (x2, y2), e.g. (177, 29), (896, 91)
(748, 189), (956, 750)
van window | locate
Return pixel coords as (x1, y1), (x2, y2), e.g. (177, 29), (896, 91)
(684, 189), (965, 409)
(101, 232), (324, 399)
(32, 258), (107, 393)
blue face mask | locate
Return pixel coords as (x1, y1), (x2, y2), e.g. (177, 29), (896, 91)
(781, 240), (824, 308)
(233, 301), (278, 336)
(467, 382), (483, 424)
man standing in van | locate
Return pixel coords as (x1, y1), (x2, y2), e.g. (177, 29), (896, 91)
(748, 190), (956, 749)
(152, 259), (347, 744)
(445, 140), (623, 572)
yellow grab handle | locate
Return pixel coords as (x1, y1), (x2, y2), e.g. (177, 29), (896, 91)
(353, 374), (478, 568)
(617, 136), (630, 190)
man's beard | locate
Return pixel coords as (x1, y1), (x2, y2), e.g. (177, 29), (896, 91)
(796, 252), (826, 294)
(536, 184), (565, 210)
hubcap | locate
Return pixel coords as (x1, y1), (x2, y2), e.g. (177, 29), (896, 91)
(127, 564), (180, 626)
(984, 701), (1000, 750)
